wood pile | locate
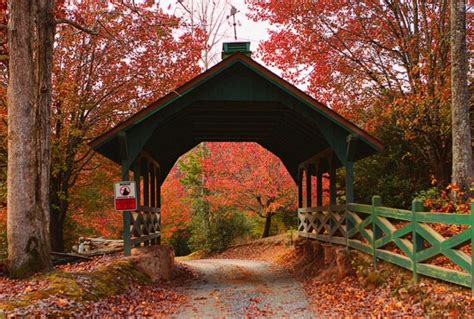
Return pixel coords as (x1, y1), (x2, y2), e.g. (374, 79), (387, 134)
(72, 237), (123, 256)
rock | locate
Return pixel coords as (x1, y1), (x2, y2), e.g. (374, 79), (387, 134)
(335, 248), (352, 279)
(128, 245), (175, 281)
(322, 244), (336, 266)
(295, 239), (323, 262)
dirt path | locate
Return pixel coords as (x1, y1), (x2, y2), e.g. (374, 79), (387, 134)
(174, 259), (314, 318)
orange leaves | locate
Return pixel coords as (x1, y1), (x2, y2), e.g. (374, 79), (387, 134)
(248, 0), (455, 136)
(202, 142), (296, 217)
(420, 183), (472, 214)
(161, 167), (192, 238)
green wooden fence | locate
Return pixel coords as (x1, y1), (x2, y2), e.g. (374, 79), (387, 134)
(298, 198), (473, 291)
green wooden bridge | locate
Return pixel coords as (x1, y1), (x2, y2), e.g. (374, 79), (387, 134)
(89, 42), (473, 292)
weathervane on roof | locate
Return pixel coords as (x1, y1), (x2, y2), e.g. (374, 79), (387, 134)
(227, 5), (239, 40)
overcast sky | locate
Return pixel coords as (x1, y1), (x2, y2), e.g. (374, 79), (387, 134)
(158, 0), (274, 67)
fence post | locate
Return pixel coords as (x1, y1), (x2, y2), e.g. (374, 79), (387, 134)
(412, 199), (424, 284)
(372, 196), (382, 269)
(121, 165), (132, 257)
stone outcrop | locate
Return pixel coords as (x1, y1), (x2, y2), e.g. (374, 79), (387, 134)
(128, 245), (175, 281)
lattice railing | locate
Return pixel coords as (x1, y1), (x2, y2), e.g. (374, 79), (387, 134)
(124, 153), (162, 251)
(298, 197), (473, 291)
(298, 204), (347, 246)
(130, 206), (161, 246)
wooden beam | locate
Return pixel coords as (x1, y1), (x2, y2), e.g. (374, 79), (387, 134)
(329, 153), (337, 205)
(139, 151), (160, 169)
(118, 132), (129, 163)
(299, 147), (333, 170)
(121, 163), (132, 257)
(142, 157), (150, 208)
(298, 168), (304, 208)
(316, 160), (323, 207)
(346, 134), (359, 162)
(150, 164), (156, 208)
(345, 161), (354, 203)
(305, 164), (313, 208)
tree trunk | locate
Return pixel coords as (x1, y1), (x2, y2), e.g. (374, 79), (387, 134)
(262, 213), (272, 238)
(450, 0), (473, 193)
(49, 171), (70, 252)
(49, 207), (65, 252)
(7, 0), (55, 278)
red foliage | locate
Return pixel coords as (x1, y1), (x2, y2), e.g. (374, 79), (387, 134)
(423, 180), (472, 214)
(202, 142), (296, 218)
(161, 167), (192, 239)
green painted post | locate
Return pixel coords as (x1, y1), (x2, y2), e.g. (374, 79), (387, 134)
(118, 132), (132, 256)
(133, 160), (141, 247)
(156, 169), (162, 245)
(345, 162), (354, 204)
(346, 162), (355, 247)
(412, 199), (424, 284)
(372, 196), (382, 269)
(122, 166), (132, 257)
(297, 168), (303, 231)
(297, 168), (303, 209)
(329, 155), (336, 243)
(316, 172), (323, 207)
(471, 202), (473, 295)
(305, 165), (313, 208)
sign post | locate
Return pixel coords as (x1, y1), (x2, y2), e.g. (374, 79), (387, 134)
(114, 181), (137, 211)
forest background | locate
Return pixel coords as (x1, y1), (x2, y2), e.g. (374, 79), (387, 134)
(0, 0), (472, 258)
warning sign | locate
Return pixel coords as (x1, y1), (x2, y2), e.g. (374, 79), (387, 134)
(114, 181), (137, 211)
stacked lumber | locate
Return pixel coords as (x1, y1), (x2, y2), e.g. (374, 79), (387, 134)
(72, 237), (123, 256)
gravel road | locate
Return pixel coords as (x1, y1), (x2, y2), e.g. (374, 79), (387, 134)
(174, 259), (314, 319)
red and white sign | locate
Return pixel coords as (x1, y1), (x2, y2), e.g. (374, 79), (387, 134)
(114, 181), (137, 211)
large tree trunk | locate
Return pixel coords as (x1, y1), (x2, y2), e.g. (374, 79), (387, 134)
(262, 213), (272, 238)
(450, 0), (473, 193)
(49, 209), (65, 252)
(7, 0), (55, 278)
(49, 173), (70, 252)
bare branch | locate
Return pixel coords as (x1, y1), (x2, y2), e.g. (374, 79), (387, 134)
(55, 18), (99, 35)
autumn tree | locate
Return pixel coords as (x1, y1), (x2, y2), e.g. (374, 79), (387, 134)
(1, 0), (109, 276)
(177, 145), (251, 251)
(203, 143), (296, 238)
(450, 0), (473, 194)
(248, 0), (459, 190)
(0, 1), (206, 276)
(176, 0), (231, 69)
(49, 0), (203, 252)
(160, 166), (192, 256)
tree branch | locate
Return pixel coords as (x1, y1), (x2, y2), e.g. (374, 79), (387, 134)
(55, 18), (99, 35)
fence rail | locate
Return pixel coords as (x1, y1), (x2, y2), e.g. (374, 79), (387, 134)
(298, 197), (473, 291)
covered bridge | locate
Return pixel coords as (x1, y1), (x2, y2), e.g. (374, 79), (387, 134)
(90, 42), (383, 255)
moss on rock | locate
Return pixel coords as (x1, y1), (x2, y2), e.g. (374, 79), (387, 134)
(0, 259), (151, 312)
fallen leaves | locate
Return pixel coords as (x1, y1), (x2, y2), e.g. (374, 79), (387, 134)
(0, 258), (195, 317)
(212, 236), (474, 317)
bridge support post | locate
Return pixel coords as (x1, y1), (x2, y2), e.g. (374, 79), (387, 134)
(329, 154), (337, 243)
(118, 132), (132, 257)
(298, 168), (303, 209)
(316, 160), (323, 207)
(345, 162), (354, 247)
(305, 165), (313, 208)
